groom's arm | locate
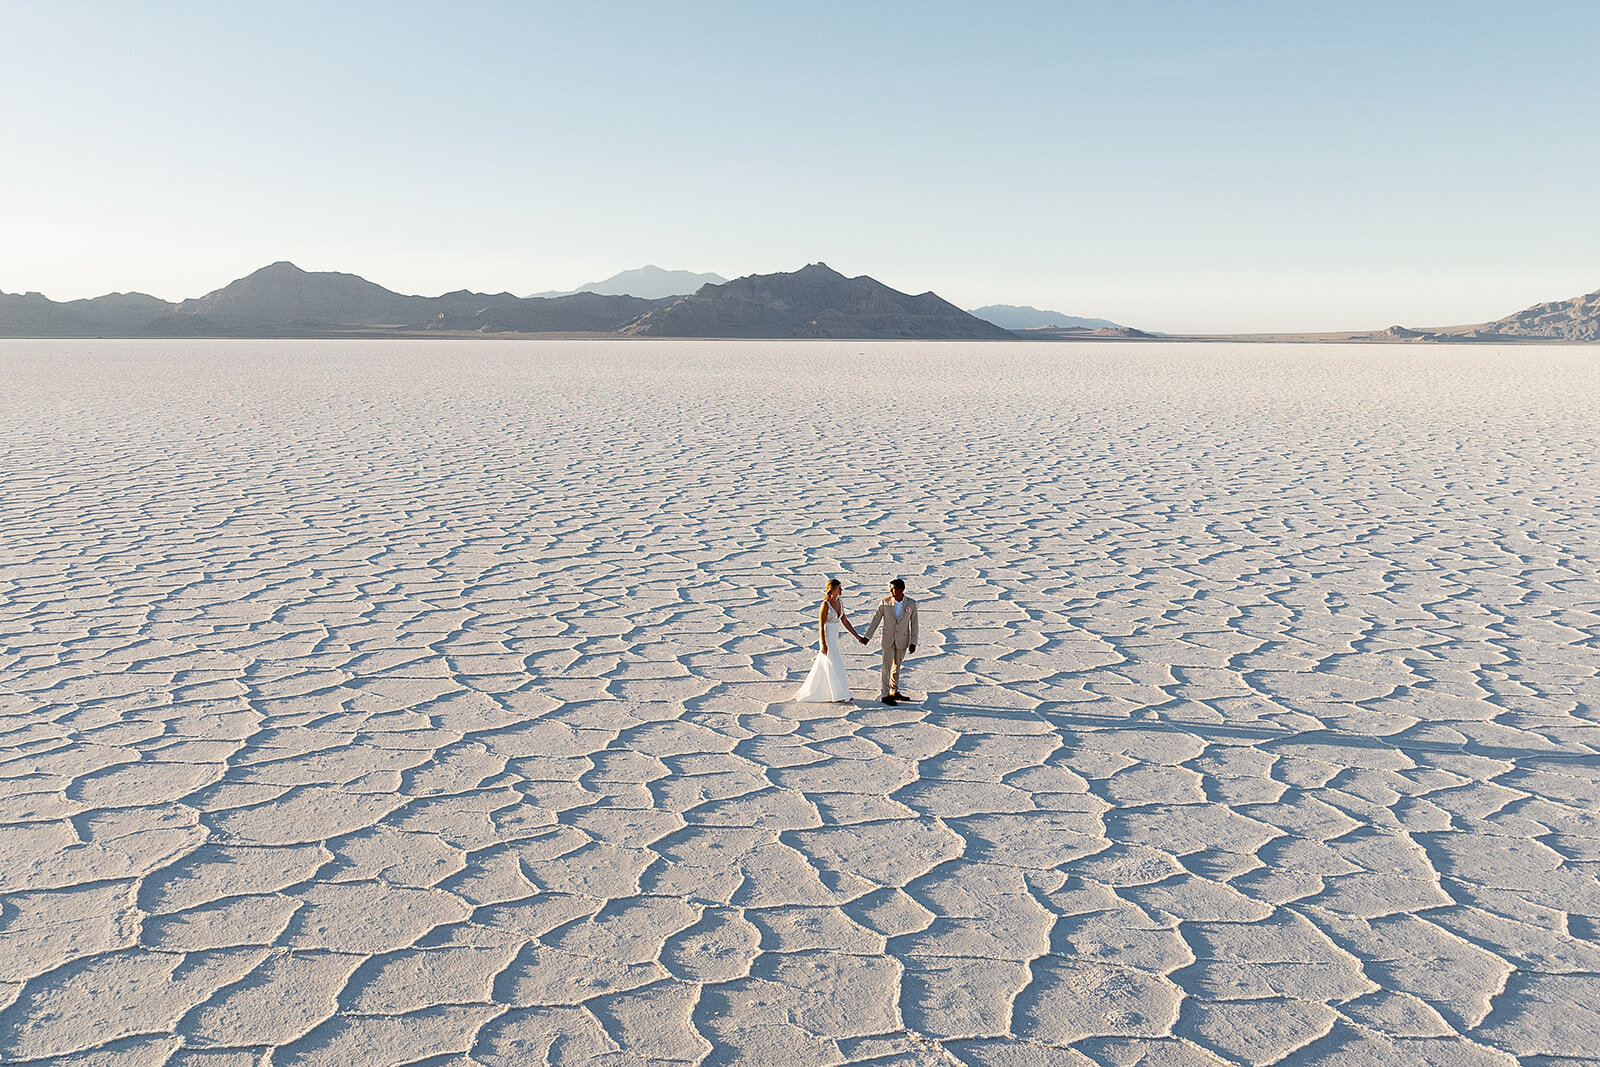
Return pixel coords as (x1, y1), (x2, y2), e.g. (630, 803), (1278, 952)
(864, 603), (884, 640)
(909, 602), (919, 650)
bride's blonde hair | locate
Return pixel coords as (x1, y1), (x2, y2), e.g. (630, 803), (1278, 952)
(824, 578), (842, 597)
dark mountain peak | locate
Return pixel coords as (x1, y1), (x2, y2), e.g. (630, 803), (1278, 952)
(197, 261), (392, 297)
(178, 262), (421, 327)
(620, 263), (1013, 339)
(765, 262), (853, 287)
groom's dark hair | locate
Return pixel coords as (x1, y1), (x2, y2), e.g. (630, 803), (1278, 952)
(890, 579), (905, 592)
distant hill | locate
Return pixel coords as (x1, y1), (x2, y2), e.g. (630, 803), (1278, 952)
(621, 263), (1014, 339)
(529, 265), (727, 300)
(969, 304), (1119, 331)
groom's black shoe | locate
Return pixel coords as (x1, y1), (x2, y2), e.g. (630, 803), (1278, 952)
(890, 692), (911, 702)
(881, 695), (899, 705)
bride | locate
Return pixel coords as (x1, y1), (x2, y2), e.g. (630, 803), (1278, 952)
(793, 578), (866, 703)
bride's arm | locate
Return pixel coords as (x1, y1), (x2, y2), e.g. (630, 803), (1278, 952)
(818, 602), (829, 654)
(840, 611), (863, 640)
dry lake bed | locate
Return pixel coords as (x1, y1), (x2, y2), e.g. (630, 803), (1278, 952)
(2, 339), (1598, 1066)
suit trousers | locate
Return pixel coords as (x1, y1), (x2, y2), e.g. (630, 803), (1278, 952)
(880, 644), (906, 698)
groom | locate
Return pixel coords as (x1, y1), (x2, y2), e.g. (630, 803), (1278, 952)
(861, 578), (918, 704)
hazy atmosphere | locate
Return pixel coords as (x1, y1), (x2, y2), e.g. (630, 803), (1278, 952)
(3, 1), (1596, 333)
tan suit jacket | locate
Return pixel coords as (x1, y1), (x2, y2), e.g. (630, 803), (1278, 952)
(864, 595), (918, 651)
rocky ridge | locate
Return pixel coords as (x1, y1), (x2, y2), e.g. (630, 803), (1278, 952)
(1361, 289), (1600, 343)
(1473, 288), (1600, 342)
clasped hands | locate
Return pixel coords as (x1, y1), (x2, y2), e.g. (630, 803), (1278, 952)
(856, 637), (916, 653)
(857, 639), (921, 655)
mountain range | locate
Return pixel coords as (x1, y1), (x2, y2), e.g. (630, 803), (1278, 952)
(0, 262), (1008, 339)
(3, 264), (1596, 342)
(0, 262), (670, 338)
(171, 263), (668, 334)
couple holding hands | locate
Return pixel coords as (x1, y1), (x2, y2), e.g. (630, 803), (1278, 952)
(793, 578), (919, 705)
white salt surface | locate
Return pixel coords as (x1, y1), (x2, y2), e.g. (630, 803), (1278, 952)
(2, 339), (1598, 1066)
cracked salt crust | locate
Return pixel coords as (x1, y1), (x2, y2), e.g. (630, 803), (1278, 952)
(0, 339), (1597, 1064)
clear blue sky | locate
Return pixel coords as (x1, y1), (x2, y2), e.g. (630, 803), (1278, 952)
(3, 1), (1595, 332)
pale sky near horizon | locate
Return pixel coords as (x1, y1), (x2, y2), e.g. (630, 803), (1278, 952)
(3, 1), (1596, 333)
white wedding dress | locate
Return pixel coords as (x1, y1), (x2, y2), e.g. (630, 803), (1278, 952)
(794, 602), (852, 702)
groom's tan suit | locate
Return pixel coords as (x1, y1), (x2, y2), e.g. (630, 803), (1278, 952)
(863, 594), (918, 699)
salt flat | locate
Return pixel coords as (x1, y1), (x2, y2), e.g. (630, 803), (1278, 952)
(1, 339), (1598, 1066)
